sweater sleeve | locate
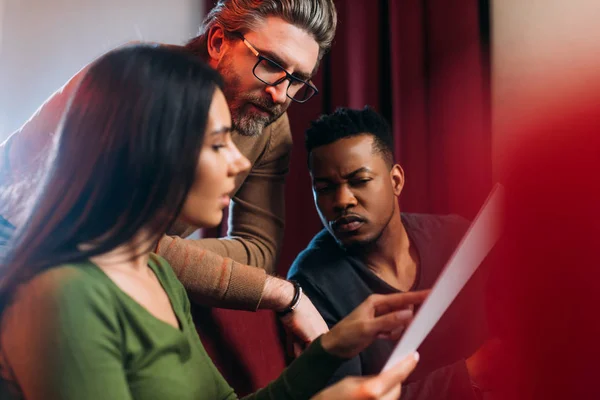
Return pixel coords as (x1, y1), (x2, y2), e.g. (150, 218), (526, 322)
(156, 235), (267, 311)
(0, 267), (132, 400)
(241, 336), (346, 400)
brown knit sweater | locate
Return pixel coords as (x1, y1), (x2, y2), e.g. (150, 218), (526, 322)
(0, 55), (292, 311)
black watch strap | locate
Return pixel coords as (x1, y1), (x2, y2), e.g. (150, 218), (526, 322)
(276, 280), (303, 317)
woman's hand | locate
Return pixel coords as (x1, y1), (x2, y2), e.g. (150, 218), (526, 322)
(311, 352), (420, 400)
(320, 291), (428, 359)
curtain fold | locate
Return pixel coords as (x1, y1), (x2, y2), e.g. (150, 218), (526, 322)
(282, 0), (492, 271)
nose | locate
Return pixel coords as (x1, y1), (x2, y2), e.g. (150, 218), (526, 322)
(264, 80), (289, 105)
(332, 184), (357, 213)
(227, 141), (251, 177)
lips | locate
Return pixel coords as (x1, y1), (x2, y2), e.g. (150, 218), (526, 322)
(331, 214), (366, 234)
(249, 102), (277, 118)
(220, 186), (234, 208)
(220, 195), (231, 208)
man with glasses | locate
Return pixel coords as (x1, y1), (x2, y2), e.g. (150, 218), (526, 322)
(0, 0), (337, 351)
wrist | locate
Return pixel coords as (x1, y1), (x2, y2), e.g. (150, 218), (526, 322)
(259, 276), (295, 311)
(276, 280), (302, 317)
(320, 330), (347, 359)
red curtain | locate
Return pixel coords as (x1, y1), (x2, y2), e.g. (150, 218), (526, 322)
(198, 0), (491, 396)
(280, 0), (492, 272)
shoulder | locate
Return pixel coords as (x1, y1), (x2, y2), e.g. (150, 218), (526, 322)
(403, 212), (470, 237)
(5, 263), (115, 317)
(402, 213), (472, 264)
(0, 263), (120, 341)
(15, 263), (112, 303)
(288, 228), (348, 280)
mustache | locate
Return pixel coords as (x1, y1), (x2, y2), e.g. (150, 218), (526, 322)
(246, 96), (283, 117)
(330, 213), (367, 230)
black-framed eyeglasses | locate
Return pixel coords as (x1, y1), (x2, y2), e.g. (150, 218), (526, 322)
(237, 33), (318, 103)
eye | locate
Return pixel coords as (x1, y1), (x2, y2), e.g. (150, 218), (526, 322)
(314, 185), (334, 194)
(351, 178), (372, 187)
(263, 59), (283, 73)
(210, 132), (231, 152)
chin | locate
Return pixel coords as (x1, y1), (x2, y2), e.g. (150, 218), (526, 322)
(203, 212), (224, 229)
(180, 211), (223, 230)
(336, 232), (378, 252)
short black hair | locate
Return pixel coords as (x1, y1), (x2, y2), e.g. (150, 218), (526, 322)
(305, 106), (394, 168)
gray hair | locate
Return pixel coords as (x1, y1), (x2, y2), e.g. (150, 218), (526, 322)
(186, 0), (337, 61)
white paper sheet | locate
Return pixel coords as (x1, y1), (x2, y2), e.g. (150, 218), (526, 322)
(382, 183), (505, 372)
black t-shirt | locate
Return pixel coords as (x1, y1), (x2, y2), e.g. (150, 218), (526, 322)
(288, 213), (488, 400)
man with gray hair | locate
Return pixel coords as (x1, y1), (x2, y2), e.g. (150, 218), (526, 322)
(0, 0), (337, 351)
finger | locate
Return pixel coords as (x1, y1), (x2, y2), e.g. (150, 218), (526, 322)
(365, 352), (420, 395)
(377, 316), (412, 341)
(381, 385), (402, 400)
(373, 290), (430, 316)
(388, 321), (410, 341)
(370, 309), (413, 338)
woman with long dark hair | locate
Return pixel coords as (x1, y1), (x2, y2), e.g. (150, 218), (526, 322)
(0, 44), (421, 400)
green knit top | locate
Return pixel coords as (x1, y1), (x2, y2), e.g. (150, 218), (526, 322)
(0, 254), (345, 400)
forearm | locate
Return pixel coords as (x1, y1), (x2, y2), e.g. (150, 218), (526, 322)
(187, 236), (276, 271)
(157, 235), (268, 311)
(166, 216), (278, 271)
(158, 234), (301, 315)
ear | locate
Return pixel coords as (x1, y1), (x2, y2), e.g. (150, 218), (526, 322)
(390, 164), (405, 197)
(206, 25), (230, 64)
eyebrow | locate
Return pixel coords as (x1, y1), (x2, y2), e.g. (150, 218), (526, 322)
(210, 126), (232, 136)
(255, 46), (313, 81)
(313, 167), (373, 183)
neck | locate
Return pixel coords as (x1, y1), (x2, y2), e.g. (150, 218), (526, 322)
(361, 207), (418, 291)
(87, 230), (155, 273)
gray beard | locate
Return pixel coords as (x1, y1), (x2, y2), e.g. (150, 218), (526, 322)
(232, 112), (272, 137)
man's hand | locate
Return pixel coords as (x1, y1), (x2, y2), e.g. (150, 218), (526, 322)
(320, 291), (429, 359)
(259, 276), (329, 356)
(280, 294), (330, 357)
(311, 352), (420, 400)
